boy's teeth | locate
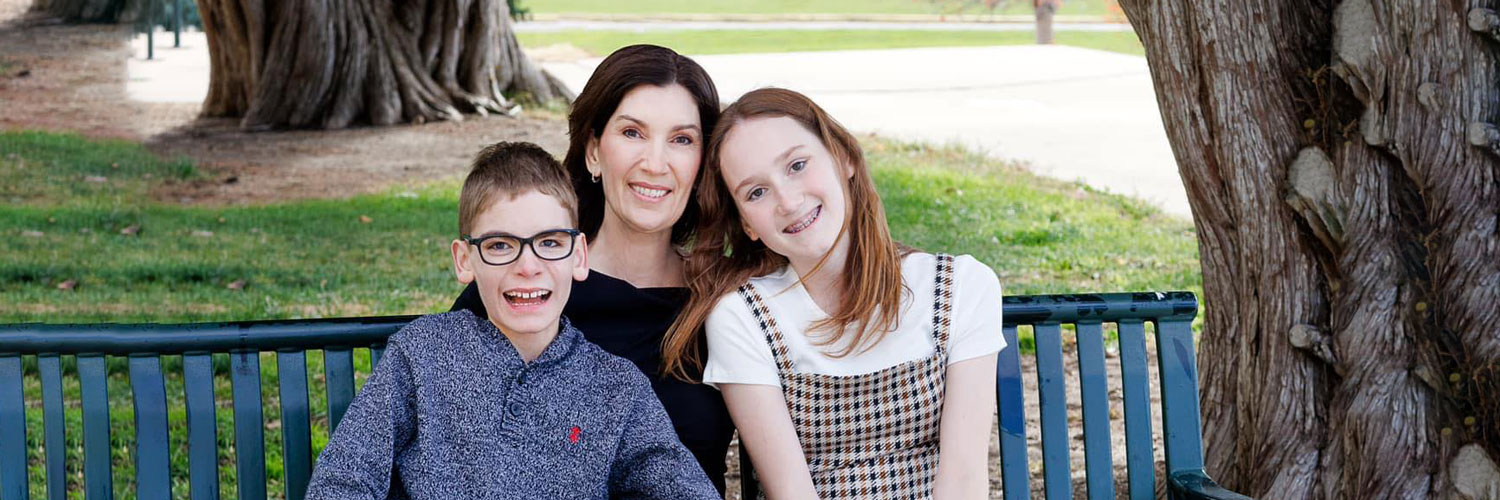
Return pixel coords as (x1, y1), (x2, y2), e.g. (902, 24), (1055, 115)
(631, 185), (668, 198)
(505, 290), (549, 299)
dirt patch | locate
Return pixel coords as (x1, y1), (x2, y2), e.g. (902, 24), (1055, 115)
(147, 112), (567, 204)
(0, 3), (569, 205)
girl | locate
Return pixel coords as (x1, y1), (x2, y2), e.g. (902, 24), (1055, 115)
(663, 87), (1003, 499)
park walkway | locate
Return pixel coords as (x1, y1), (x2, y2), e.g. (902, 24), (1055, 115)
(513, 19), (1134, 32)
(125, 26), (1189, 217)
(539, 45), (1186, 217)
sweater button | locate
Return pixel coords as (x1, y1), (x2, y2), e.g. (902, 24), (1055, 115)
(508, 405), (521, 417)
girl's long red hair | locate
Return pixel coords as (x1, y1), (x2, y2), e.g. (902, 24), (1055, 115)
(662, 88), (908, 381)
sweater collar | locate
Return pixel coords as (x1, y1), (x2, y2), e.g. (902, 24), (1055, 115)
(468, 311), (581, 369)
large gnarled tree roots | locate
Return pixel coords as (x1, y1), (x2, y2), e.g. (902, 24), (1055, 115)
(196, 0), (571, 130)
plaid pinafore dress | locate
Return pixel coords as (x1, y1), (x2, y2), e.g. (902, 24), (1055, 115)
(737, 254), (955, 499)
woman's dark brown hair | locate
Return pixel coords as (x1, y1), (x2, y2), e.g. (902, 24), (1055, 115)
(564, 44), (720, 245)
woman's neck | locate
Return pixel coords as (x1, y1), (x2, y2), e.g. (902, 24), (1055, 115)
(588, 219), (683, 288)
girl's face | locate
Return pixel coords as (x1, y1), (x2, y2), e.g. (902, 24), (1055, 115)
(587, 84), (703, 239)
(717, 115), (852, 272)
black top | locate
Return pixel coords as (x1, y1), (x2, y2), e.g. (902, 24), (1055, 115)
(451, 272), (734, 494)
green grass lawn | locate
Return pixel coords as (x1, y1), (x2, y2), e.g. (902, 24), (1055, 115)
(2, 129), (1198, 498)
(519, 28), (1144, 56)
(523, 0), (1121, 18)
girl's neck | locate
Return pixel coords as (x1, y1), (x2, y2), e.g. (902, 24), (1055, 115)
(790, 236), (850, 315)
(589, 219), (683, 288)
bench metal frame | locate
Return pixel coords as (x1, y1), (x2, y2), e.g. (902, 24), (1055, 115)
(0, 293), (1250, 500)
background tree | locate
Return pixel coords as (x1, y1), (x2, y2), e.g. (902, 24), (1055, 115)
(195, 0), (571, 130)
(32, 0), (143, 23)
(1034, 0), (1059, 44)
(1118, 0), (1500, 497)
(917, 0), (1059, 43)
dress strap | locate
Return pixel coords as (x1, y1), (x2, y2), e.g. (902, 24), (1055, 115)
(736, 283), (796, 375)
(932, 254), (956, 352)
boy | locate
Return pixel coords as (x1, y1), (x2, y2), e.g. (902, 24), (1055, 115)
(306, 142), (719, 500)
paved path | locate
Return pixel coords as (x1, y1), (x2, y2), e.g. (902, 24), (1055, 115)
(514, 20), (1134, 32)
(540, 45), (1187, 217)
(127, 31), (1188, 217)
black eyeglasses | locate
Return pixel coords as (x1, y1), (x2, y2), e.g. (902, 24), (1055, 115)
(463, 229), (582, 266)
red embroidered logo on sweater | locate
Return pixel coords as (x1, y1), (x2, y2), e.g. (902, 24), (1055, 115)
(569, 426), (581, 444)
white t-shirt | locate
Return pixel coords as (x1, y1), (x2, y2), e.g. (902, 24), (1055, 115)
(702, 253), (1006, 388)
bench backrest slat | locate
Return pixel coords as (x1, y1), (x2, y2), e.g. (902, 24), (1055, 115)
(277, 350), (314, 500)
(78, 354), (112, 500)
(182, 353), (221, 500)
(995, 325), (1030, 499)
(1156, 317), (1207, 475)
(231, 350), (268, 500)
(39, 354), (66, 500)
(1032, 322), (1072, 500)
(1074, 321), (1117, 500)
(371, 345), (385, 369)
(1117, 320), (1156, 500)
(0, 355), (26, 500)
(323, 348), (356, 431)
(129, 355), (172, 499)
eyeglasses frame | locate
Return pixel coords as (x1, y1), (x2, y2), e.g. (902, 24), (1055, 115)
(462, 228), (583, 266)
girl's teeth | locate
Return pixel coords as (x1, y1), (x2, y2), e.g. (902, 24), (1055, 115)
(786, 207), (819, 233)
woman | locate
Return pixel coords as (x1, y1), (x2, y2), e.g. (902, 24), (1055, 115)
(663, 88), (1002, 498)
(452, 44), (734, 493)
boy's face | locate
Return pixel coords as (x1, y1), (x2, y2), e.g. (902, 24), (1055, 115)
(452, 190), (588, 338)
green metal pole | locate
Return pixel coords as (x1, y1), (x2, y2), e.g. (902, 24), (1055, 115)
(173, 0), (182, 47)
(144, 0), (157, 60)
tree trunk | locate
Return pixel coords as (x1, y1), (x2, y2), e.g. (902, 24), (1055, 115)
(194, 0), (572, 130)
(33, 0), (144, 23)
(1119, 0), (1500, 498)
(1034, 0), (1058, 45)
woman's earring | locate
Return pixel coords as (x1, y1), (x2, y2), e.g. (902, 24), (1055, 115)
(591, 173), (601, 183)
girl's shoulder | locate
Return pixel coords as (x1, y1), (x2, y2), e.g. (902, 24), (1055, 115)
(898, 251), (994, 275)
(743, 264), (797, 288)
(900, 252), (1001, 299)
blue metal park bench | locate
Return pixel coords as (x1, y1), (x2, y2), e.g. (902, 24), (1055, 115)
(0, 292), (1250, 500)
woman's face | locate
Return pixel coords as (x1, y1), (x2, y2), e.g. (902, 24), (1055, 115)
(587, 84), (703, 240)
(716, 115), (852, 271)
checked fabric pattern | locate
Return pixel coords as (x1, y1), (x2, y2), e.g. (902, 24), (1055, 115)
(736, 254), (956, 499)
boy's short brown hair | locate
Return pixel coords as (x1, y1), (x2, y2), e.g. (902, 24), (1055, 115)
(458, 142), (577, 235)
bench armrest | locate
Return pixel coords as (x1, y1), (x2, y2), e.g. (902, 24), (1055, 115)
(1169, 469), (1255, 500)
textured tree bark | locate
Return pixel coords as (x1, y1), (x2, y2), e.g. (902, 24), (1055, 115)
(1034, 0), (1057, 45)
(1119, 1), (1500, 498)
(194, 0), (572, 130)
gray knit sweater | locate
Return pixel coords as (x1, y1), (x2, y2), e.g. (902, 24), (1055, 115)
(305, 310), (720, 500)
